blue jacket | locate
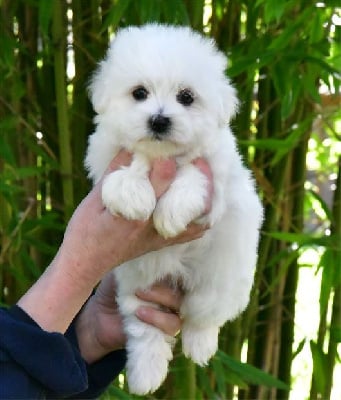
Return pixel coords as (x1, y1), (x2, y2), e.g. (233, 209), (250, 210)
(0, 306), (126, 399)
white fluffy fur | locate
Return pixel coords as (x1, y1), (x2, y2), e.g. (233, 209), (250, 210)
(85, 24), (263, 395)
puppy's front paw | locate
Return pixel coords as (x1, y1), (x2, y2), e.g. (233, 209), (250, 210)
(102, 170), (156, 220)
(182, 325), (219, 366)
(153, 165), (208, 238)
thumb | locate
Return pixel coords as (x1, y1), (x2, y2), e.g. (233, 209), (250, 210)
(104, 149), (133, 176)
(149, 159), (177, 198)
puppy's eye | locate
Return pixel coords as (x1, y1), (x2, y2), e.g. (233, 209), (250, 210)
(177, 88), (194, 106)
(132, 86), (149, 101)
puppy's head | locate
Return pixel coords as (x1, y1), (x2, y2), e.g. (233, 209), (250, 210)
(89, 24), (238, 157)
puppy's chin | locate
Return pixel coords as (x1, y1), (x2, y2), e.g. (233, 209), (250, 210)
(130, 139), (188, 160)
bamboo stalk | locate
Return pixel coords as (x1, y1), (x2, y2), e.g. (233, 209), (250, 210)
(324, 157), (341, 399)
(311, 157), (341, 399)
(71, 0), (93, 204)
(52, 0), (74, 221)
(242, 72), (283, 398)
(277, 108), (311, 400)
(173, 356), (196, 399)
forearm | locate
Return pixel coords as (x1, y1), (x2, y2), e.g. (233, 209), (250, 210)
(17, 247), (99, 334)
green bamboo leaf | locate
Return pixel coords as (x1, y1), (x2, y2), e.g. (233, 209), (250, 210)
(20, 251), (42, 279)
(319, 249), (340, 314)
(265, 232), (333, 247)
(239, 138), (289, 150)
(307, 190), (333, 221)
(23, 138), (59, 168)
(281, 75), (302, 119)
(139, 0), (161, 23)
(217, 351), (289, 390)
(268, 8), (313, 51)
(0, 134), (15, 164)
(263, 249), (300, 298)
(228, 55), (259, 77)
(272, 61), (289, 98)
(161, 0), (190, 24)
(24, 213), (65, 232)
(101, 0), (132, 32)
(308, 8), (325, 44)
(240, 118), (310, 165)
(11, 167), (41, 179)
(241, 118), (309, 151)
(103, 384), (137, 399)
(187, 0), (204, 29)
(302, 69), (321, 104)
(222, 369), (248, 388)
(267, 247), (293, 268)
(209, 350), (248, 389)
(38, 0), (53, 38)
(281, 89), (295, 120)
(0, 181), (23, 196)
(196, 367), (217, 398)
(263, 0), (288, 24)
(24, 236), (58, 255)
(304, 55), (340, 77)
(211, 357), (227, 395)
(0, 34), (16, 68)
(292, 338), (306, 360)
(0, 194), (13, 233)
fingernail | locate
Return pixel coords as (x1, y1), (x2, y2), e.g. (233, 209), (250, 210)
(135, 289), (150, 298)
(135, 306), (149, 319)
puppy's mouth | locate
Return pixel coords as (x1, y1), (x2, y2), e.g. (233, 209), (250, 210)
(130, 114), (189, 158)
(134, 136), (185, 159)
(151, 132), (169, 141)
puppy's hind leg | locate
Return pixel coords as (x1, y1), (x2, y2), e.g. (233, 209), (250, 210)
(124, 317), (175, 395)
(181, 322), (219, 366)
(180, 285), (220, 365)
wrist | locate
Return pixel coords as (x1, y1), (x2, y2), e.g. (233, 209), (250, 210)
(17, 249), (96, 334)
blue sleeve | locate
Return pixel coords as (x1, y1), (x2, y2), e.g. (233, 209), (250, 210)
(0, 306), (126, 399)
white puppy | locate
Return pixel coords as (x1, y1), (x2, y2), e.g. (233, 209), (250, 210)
(85, 24), (263, 395)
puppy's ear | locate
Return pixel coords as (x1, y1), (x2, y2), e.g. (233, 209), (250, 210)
(88, 61), (111, 114)
(218, 79), (239, 125)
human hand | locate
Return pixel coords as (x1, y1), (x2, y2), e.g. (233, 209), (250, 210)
(17, 150), (212, 335)
(59, 150), (213, 287)
(75, 273), (184, 364)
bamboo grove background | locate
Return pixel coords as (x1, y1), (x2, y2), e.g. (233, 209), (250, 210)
(0, 0), (340, 399)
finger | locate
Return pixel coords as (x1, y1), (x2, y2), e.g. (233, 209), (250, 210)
(168, 222), (210, 245)
(144, 221), (208, 255)
(105, 149), (133, 174)
(192, 158), (214, 214)
(149, 158), (177, 198)
(95, 272), (118, 306)
(135, 306), (182, 337)
(135, 285), (183, 313)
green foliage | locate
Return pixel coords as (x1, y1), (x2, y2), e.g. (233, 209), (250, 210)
(215, 351), (289, 390)
(0, 0), (340, 399)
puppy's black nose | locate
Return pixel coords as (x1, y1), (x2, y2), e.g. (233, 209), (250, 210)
(148, 114), (171, 138)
